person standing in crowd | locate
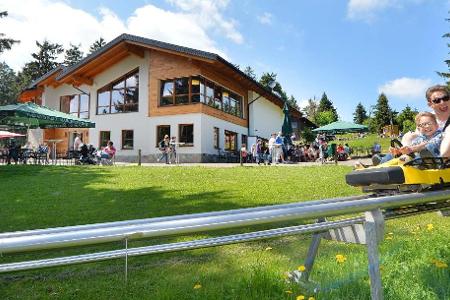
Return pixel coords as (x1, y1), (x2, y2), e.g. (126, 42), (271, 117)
(157, 135), (170, 164)
(275, 132), (285, 163)
(169, 136), (177, 164)
(250, 142), (257, 163)
(255, 139), (263, 165)
(240, 143), (248, 164)
(268, 133), (276, 164)
(73, 133), (83, 151)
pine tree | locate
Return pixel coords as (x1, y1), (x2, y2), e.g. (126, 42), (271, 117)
(89, 37), (106, 54)
(0, 62), (18, 104)
(243, 66), (256, 80)
(64, 43), (84, 66)
(0, 11), (19, 53)
(353, 102), (368, 124)
(373, 93), (394, 132)
(22, 40), (64, 80)
(317, 92), (338, 122)
(437, 13), (450, 85)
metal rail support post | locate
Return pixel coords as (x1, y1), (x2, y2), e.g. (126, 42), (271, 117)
(299, 218), (326, 283)
(125, 237), (128, 283)
(365, 209), (384, 300)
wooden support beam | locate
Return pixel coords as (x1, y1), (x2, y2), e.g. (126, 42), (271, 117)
(71, 75), (94, 86)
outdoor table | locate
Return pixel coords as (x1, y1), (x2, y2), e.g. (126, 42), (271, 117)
(45, 139), (63, 165)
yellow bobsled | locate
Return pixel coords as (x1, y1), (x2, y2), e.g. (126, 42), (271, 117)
(346, 156), (450, 193)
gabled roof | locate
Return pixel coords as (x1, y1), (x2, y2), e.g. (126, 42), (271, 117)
(31, 33), (302, 115)
(56, 34), (219, 81)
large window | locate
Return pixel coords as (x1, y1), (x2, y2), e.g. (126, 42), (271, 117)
(156, 125), (171, 147)
(99, 131), (111, 148)
(122, 130), (134, 150)
(213, 127), (219, 149)
(179, 124), (194, 146)
(97, 69), (139, 114)
(224, 130), (237, 151)
(60, 94), (89, 119)
(160, 76), (243, 118)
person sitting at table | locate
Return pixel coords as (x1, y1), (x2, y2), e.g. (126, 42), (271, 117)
(97, 141), (116, 163)
(21, 142), (33, 164)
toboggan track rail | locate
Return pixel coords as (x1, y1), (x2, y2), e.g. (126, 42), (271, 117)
(1, 190), (449, 300)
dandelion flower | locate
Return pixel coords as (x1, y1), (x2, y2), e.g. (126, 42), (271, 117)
(285, 290), (293, 294)
(434, 260), (448, 268)
(388, 232), (393, 235)
(193, 283), (202, 289)
(296, 295), (305, 300)
(335, 254), (347, 263)
(265, 246), (273, 251)
(426, 224), (434, 231)
(386, 236), (393, 240)
(308, 297), (315, 300)
(298, 265), (306, 272)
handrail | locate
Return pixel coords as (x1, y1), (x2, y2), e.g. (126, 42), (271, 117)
(0, 195), (369, 239)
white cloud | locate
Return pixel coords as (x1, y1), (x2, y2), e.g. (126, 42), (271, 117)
(0, 0), (242, 71)
(257, 12), (273, 25)
(166, 0), (244, 44)
(378, 77), (432, 99)
(346, 0), (426, 22)
(347, 0), (396, 21)
(298, 99), (310, 110)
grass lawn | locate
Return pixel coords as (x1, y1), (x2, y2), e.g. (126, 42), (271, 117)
(0, 165), (448, 300)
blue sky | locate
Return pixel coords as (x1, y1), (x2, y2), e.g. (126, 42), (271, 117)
(1, 0), (449, 121)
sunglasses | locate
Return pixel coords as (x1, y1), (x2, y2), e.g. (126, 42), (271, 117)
(430, 95), (450, 104)
(417, 121), (435, 128)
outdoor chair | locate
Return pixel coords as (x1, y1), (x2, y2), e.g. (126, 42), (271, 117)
(100, 154), (115, 166)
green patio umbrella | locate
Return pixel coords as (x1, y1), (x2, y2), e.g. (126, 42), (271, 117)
(281, 101), (293, 136)
(0, 102), (95, 129)
(312, 121), (367, 134)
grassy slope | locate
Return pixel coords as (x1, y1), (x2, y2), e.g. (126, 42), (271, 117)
(0, 166), (448, 300)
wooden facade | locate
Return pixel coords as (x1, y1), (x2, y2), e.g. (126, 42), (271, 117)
(148, 50), (248, 127)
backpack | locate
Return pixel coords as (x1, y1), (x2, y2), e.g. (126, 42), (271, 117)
(159, 140), (166, 151)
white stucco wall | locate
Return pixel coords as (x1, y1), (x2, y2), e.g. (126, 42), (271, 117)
(42, 52), (149, 156)
(248, 91), (284, 139)
(200, 114), (248, 154)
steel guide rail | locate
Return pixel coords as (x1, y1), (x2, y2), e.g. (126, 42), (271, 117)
(0, 194), (370, 239)
(1, 199), (449, 274)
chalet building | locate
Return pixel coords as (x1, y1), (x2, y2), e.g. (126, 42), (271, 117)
(20, 33), (312, 162)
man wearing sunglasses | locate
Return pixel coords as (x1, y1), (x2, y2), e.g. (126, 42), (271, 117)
(401, 85), (450, 157)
